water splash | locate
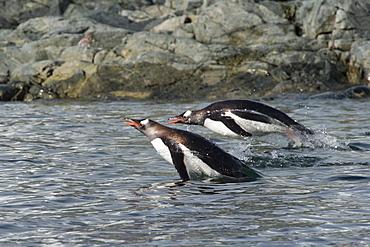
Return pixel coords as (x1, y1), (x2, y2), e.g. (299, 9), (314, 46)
(306, 129), (348, 150)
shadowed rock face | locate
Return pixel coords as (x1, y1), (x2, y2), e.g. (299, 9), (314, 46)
(0, 0), (369, 101)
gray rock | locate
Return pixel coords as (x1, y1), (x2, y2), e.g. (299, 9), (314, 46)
(297, 0), (370, 51)
(0, 78), (29, 101)
(0, 47), (23, 76)
(119, 31), (240, 65)
(18, 34), (80, 63)
(151, 16), (190, 34)
(0, 0), (154, 29)
(0, 28), (32, 45)
(210, 72), (280, 99)
(0, 84), (16, 101)
(16, 16), (81, 40)
(121, 51), (198, 72)
(10, 60), (63, 85)
(192, 1), (294, 45)
(58, 47), (99, 63)
(42, 61), (87, 98)
(63, 3), (92, 19)
(10, 64), (39, 84)
(0, 52), (10, 77)
(27, 84), (55, 99)
(0, 0), (369, 101)
(11, 16), (101, 42)
(5, 60), (64, 100)
(348, 40), (370, 84)
(0, 0), (70, 28)
(141, 4), (176, 20)
(297, 0), (337, 39)
(90, 28), (132, 50)
(265, 50), (347, 91)
(3, 15), (132, 64)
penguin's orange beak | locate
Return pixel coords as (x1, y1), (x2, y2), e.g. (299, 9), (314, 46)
(168, 116), (184, 124)
(123, 118), (140, 128)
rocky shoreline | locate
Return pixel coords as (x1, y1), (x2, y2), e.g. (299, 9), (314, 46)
(0, 0), (369, 101)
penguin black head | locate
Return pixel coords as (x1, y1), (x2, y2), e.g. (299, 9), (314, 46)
(344, 85), (370, 99)
(123, 118), (159, 140)
(168, 110), (204, 125)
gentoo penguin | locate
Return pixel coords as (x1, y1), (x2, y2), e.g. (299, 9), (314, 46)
(168, 100), (314, 143)
(123, 118), (262, 182)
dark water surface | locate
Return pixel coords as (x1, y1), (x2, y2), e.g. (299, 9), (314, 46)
(0, 97), (369, 246)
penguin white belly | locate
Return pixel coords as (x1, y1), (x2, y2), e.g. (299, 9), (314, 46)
(151, 138), (173, 165)
(223, 111), (286, 136)
(178, 143), (222, 179)
(203, 118), (239, 137)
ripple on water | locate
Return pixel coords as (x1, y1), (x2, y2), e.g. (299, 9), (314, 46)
(0, 99), (370, 245)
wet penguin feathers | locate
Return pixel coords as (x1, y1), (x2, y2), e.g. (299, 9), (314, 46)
(169, 100), (314, 141)
(124, 118), (262, 182)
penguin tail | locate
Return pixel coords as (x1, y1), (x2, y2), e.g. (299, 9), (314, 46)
(239, 160), (263, 180)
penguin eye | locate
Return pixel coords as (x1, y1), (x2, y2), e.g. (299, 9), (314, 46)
(136, 123), (147, 131)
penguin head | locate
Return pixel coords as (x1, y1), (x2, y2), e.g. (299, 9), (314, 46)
(168, 110), (203, 125)
(123, 118), (159, 140)
(344, 85), (370, 99)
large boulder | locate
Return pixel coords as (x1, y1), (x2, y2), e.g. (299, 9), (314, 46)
(0, 0), (154, 28)
(117, 31), (240, 64)
(0, 0), (70, 28)
(348, 41), (370, 84)
(297, 0), (370, 51)
(192, 1), (294, 45)
(40, 59), (203, 100)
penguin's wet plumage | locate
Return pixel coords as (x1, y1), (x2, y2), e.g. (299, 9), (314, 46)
(169, 100), (314, 142)
(123, 118), (262, 182)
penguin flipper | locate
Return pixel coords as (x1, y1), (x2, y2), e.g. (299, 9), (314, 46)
(219, 117), (252, 137)
(161, 138), (190, 181)
(231, 110), (314, 136)
(193, 142), (261, 180)
(289, 123), (315, 136)
(229, 110), (272, 124)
